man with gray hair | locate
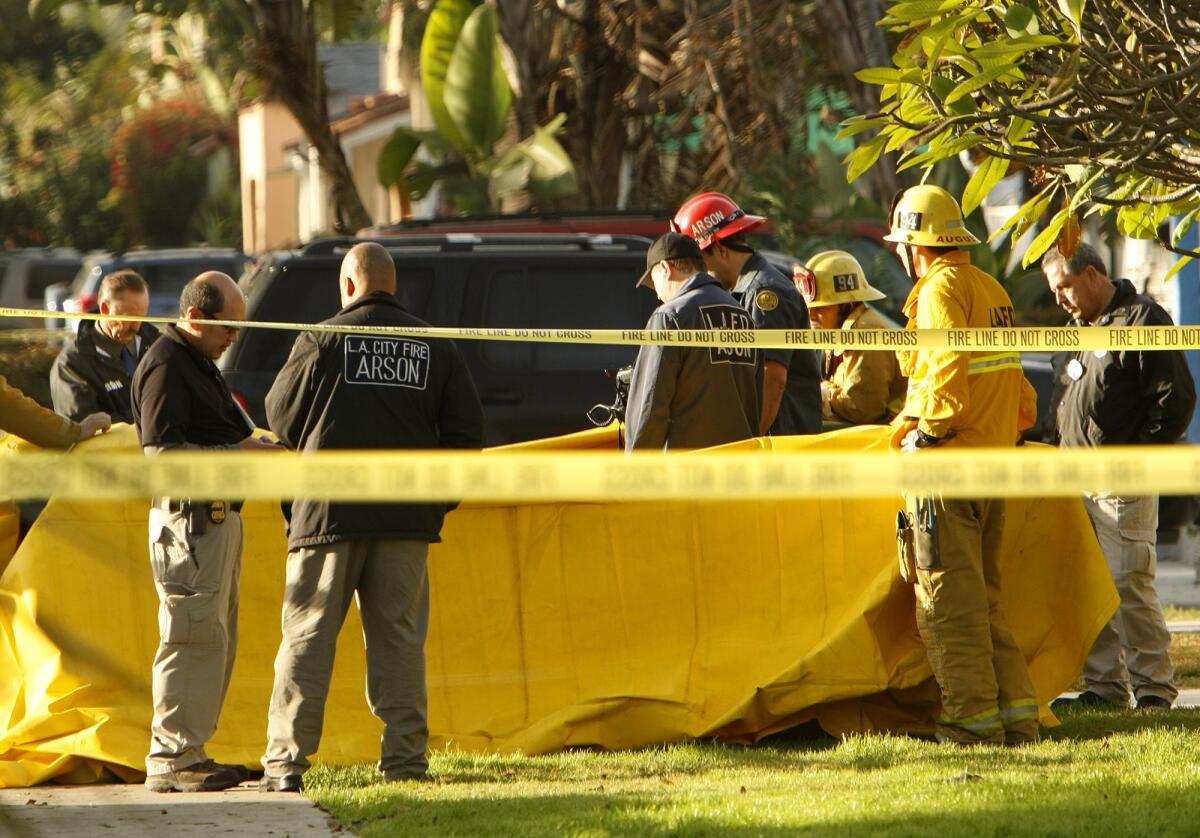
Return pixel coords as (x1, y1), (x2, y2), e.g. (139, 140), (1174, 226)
(1044, 243), (1195, 712)
(51, 270), (159, 423)
(259, 242), (484, 792)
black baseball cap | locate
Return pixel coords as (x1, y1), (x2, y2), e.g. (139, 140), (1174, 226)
(636, 232), (704, 288)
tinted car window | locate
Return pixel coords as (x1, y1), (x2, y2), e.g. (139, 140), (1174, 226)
(26, 263), (80, 298)
(245, 262), (436, 376)
(130, 259), (248, 317)
(480, 265), (651, 373)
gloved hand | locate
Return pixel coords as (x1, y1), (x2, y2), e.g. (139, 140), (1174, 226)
(901, 429), (945, 453)
(820, 381), (834, 420)
(890, 418), (946, 452)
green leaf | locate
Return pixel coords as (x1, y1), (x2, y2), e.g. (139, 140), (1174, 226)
(1068, 167), (1107, 212)
(844, 133), (887, 183)
(1172, 207), (1200, 247)
(884, 127), (921, 154)
(1103, 176), (1149, 203)
(944, 63), (1019, 105)
(1005, 117), (1034, 144)
(443, 3), (512, 152)
(854, 67), (912, 85)
(1024, 207), (1071, 267)
(1163, 255), (1193, 283)
(420, 0), (478, 151)
(991, 184), (1056, 244)
(961, 152), (1008, 215)
(896, 132), (983, 172)
(377, 128), (423, 188)
(836, 115), (889, 141)
(1004, 4), (1038, 37)
(1045, 48), (1081, 98)
(1057, 0), (1085, 36)
(1117, 204), (1160, 239)
(406, 159), (472, 200)
(488, 113), (576, 198)
(883, 0), (971, 24)
(488, 154), (533, 198)
(968, 34), (1060, 60)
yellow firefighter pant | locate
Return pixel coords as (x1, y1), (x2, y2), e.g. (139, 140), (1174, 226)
(906, 496), (1039, 745)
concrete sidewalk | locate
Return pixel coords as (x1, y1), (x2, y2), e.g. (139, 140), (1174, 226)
(0, 781), (346, 838)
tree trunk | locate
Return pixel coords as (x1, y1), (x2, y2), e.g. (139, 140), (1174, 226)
(813, 0), (912, 206)
(567, 1), (631, 208)
(246, 0), (372, 233)
(496, 0), (537, 140)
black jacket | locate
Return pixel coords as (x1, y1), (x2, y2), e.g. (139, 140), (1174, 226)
(1054, 278), (1196, 447)
(266, 292), (485, 549)
(132, 324), (251, 450)
(625, 273), (760, 450)
(51, 320), (160, 423)
(732, 254), (822, 435)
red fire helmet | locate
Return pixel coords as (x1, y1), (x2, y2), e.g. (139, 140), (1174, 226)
(670, 192), (767, 250)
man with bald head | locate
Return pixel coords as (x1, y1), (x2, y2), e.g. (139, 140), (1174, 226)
(133, 270), (280, 792)
(259, 242), (483, 792)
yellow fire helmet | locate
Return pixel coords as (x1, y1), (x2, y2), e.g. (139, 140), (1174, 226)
(796, 250), (886, 308)
(883, 184), (980, 247)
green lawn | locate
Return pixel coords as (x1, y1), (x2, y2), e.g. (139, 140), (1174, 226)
(305, 709), (1200, 837)
(1164, 604), (1200, 623)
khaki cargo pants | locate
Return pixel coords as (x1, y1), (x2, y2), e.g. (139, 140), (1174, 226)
(262, 539), (430, 779)
(1082, 493), (1176, 705)
(899, 495), (1039, 745)
(146, 502), (243, 775)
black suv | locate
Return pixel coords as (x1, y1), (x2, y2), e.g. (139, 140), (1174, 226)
(222, 235), (661, 445)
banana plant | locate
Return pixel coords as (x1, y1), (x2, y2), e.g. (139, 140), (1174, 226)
(377, 0), (576, 212)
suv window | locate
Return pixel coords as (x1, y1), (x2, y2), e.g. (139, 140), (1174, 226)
(479, 265), (649, 373)
(246, 262), (436, 376)
(130, 259), (248, 317)
(26, 262), (82, 298)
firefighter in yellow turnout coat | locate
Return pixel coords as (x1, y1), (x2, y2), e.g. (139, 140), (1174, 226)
(886, 185), (1040, 745)
(795, 250), (906, 424)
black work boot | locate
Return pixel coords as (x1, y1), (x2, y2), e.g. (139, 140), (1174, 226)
(1135, 694), (1173, 711)
(1050, 690), (1127, 711)
(260, 773), (305, 792)
(146, 759), (244, 793)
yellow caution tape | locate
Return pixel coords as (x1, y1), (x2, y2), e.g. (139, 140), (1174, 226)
(7, 306), (1200, 351)
(0, 445), (1191, 501)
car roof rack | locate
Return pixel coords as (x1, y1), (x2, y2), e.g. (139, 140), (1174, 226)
(299, 234), (651, 256)
(362, 208), (673, 235)
(111, 246), (245, 259)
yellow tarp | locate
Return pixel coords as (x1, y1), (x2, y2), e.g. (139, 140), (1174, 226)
(0, 425), (1116, 788)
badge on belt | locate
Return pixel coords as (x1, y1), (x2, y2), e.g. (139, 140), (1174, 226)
(209, 500), (227, 524)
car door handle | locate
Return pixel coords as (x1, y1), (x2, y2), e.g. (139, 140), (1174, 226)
(481, 388), (522, 405)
